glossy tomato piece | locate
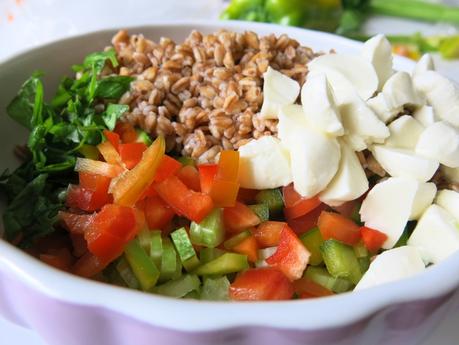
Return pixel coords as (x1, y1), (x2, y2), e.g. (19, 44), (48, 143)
(177, 165), (201, 192)
(360, 226), (388, 253)
(223, 202), (261, 233)
(119, 142), (147, 169)
(252, 221), (286, 248)
(283, 184), (322, 220)
(265, 225), (310, 281)
(229, 268), (294, 301)
(155, 175), (214, 223)
(59, 212), (94, 235)
(66, 173), (112, 212)
(198, 164), (218, 194)
(287, 203), (326, 235)
(72, 252), (110, 278)
(318, 211), (361, 246)
(144, 195), (175, 230)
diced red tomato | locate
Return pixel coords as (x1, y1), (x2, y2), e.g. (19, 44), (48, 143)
(293, 278), (334, 298)
(229, 268), (294, 301)
(144, 195), (175, 230)
(283, 185), (322, 220)
(70, 233), (88, 257)
(318, 211), (361, 246)
(155, 175), (214, 223)
(252, 221), (286, 248)
(287, 203), (326, 235)
(59, 212), (94, 235)
(153, 155), (182, 183)
(265, 225), (310, 281)
(85, 204), (140, 262)
(111, 136), (165, 206)
(103, 130), (120, 151)
(66, 173), (112, 211)
(198, 164), (218, 194)
(119, 142), (147, 169)
(237, 188), (258, 204)
(177, 165), (201, 191)
(114, 122), (138, 143)
(79, 172), (111, 191)
(72, 252), (110, 278)
(39, 248), (73, 271)
(223, 202), (261, 233)
(360, 226), (388, 253)
(232, 235), (258, 262)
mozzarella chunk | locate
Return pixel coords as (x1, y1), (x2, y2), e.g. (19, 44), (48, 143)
(410, 182), (437, 220)
(408, 205), (459, 264)
(382, 71), (424, 109)
(413, 70), (459, 128)
(319, 140), (369, 206)
(416, 121), (459, 168)
(308, 53), (378, 101)
(238, 136), (292, 190)
(301, 73), (344, 136)
(413, 53), (435, 77)
(360, 177), (431, 248)
(278, 105), (341, 198)
(260, 67), (300, 120)
(371, 145), (439, 182)
(413, 105), (436, 127)
(362, 34), (393, 90)
(354, 246), (425, 291)
(435, 189), (459, 222)
(367, 93), (402, 124)
(385, 115), (424, 150)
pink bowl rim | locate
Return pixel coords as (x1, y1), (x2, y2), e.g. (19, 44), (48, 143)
(1, 19), (458, 333)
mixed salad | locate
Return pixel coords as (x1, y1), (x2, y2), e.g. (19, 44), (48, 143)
(1, 32), (459, 301)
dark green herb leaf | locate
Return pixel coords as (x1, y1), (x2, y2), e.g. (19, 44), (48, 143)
(94, 76), (133, 99)
(103, 104), (129, 130)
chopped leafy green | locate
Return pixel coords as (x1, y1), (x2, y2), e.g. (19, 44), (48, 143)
(1, 48), (133, 246)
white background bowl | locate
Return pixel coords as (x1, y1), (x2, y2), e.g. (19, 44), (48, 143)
(1, 21), (459, 345)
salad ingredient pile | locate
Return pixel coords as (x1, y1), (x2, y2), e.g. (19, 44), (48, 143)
(2, 29), (459, 302)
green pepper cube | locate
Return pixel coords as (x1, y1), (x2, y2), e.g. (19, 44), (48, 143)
(154, 274), (201, 298)
(300, 227), (324, 266)
(321, 239), (362, 285)
(136, 130), (153, 145)
(171, 227), (197, 262)
(248, 204), (270, 222)
(255, 189), (284, 213)
(194, 253), (249, 276)
(200, 247), (225, 264)
(190, 208), (225, 248)
(201, 276), (230, 301)
(114, 257), (139, 289)
(304, 266), (353, 293)
(223, 230), (251, 250)
(182, 255), (200, 272)
(124, 239), (160, 291)
(177, 156), (196, 167)
(159, 238), (180, 282)
(149, 230), (163, 267)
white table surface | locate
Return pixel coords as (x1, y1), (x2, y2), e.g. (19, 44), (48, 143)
(1, 1), (459, 344)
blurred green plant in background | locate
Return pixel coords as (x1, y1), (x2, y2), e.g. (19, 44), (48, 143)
(221, 0), (459, 59)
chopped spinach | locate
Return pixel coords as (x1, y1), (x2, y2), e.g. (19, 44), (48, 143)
(1, 48), (133, 246)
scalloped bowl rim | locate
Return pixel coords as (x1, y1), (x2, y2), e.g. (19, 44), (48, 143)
(1, 20), (458, 333)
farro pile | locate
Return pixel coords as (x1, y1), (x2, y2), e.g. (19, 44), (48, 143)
(110, 29), (319, 163)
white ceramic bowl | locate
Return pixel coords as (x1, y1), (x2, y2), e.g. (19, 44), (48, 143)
(1, 21), (459, 345)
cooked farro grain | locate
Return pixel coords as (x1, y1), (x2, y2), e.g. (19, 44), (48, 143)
(109, 29), (318, 162)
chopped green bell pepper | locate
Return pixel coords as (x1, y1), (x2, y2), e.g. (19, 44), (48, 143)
(136, 130), (152, 145)
(177, 156), (195, 167)
(255, 189), (284, 214)
(300, 227), (324, 266)
(149, 230), (163, 268)
(190, 208), (224, 248)
(200, 247), (225, 264)
(115, 256), (140, 289)
(248, 204), (270, 222)
(201, 276), (231, 301)
(321, 239), (362, 285)
(154, 274), (201, 298)
(159, 238), (182, 282)
(194, 253), (249, 276)
(304, 266), (353, 293)
(171, 227), (197, 262)
(124, 239), (160, 291)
